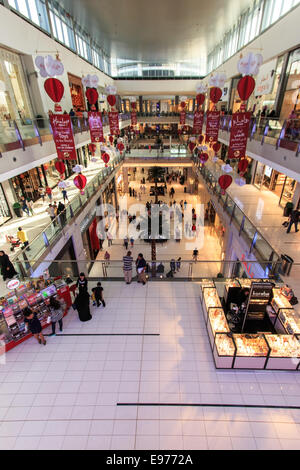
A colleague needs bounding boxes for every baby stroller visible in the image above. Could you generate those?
[6,235,22,252]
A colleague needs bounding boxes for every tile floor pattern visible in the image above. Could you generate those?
[1,282,300,450]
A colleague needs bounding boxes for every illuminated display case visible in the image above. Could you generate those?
[276,310,300,335]
[199,280,215,303]
[272,289,293,313]
[213,333,236,369]
[207,307,230,345]
[233,334,270,369]
[202,287,222,321]
[265,335,300,370]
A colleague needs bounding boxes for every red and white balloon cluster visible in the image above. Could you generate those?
[82,75,99,88]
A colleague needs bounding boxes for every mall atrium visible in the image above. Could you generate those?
[0,0,300,452]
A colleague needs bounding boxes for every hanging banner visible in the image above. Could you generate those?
[180,111,186,125]
[50,114,77,160]
[228,112,252,159]
[193,111,204,135]
[205,111,221,143]
[108,111,120,135]
[131,111,137,126]
[88,112,104,143]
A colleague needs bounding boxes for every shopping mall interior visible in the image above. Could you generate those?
[0,0,300,452]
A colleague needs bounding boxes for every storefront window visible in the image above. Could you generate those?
[0,183,11,226]
[0,47,32,121]
[281,48,300,120]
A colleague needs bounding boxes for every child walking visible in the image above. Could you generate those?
[94,282,106,307]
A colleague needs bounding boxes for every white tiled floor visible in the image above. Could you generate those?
[1,281,300,450]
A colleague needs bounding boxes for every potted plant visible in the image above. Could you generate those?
[13,202,22,217]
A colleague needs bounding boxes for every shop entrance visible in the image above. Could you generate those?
[253,162,297,208]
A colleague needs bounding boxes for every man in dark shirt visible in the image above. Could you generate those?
[287,210,300,234]
[136,253,147,285]
[94,282,105,307]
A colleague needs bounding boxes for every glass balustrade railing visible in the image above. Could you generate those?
[11,155,124,267]
[0,114,131,152]
[193,159,281,267]
[8,259,282,284]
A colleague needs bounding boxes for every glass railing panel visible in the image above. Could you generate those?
[225,198,235,217]
[232,205,244,229]
[242,217,256,242]
[252,232,273,262]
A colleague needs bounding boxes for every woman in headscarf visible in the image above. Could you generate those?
[74,291,92,322]
[0,251,17,281]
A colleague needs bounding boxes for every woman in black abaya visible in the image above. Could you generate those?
[0,251,17,281]
[74,291,92,322]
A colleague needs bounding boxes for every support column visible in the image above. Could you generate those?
[139,96,143,113]
[122,167,129,194]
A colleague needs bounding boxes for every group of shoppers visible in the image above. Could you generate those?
[123,252,147,285]
[73,273,106,322]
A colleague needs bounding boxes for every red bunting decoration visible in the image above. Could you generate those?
[210,87,222,104]
[74,174,87,194]
[102,152,110,167]
[44,78,64,103]
[55,161,66,175]
[196,94,205,107]
[213,142,221,153]
[238,158,249,175]
[218,175,233,194]
[107,95,116,107]
[237,76,256,101]
[86,88,99,105]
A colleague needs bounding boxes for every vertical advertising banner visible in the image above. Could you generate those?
[205,111,221,143]
[228,112,252,159]
[180,111,186,125]
[193,111,204,135]
[88,112,104,143]
[131,111,137,126]
[50,115,77,160]
[108,111,120,135]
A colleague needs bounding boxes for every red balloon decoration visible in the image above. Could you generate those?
[213,142,221,153]
[88,143,97,155]
[117,143,125,152]
[85,88,99,105]
[107,95,116,107]
[200,153,209,164]
[74,174,87,194]
[238,158,249,175]
[210,87,223,104]
[180,101,186,109]
[55,161,66,175]
[196,94,205,107]
[237,76,256,101]
[219,175,233,194]
[109,135,114,144]
[189,142,196,153]
[102,152,110,167]
[131,102,137,110]
[44,78,64,103]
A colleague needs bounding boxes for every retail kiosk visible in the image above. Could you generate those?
[200,279,300,370]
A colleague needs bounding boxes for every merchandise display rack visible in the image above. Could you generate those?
[200,279,300,370]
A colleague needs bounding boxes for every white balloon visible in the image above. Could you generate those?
[237,52,263,76]
[235,177,246,187]
[72,165,84,174]
[212,156,219,163]
[222,164,233,173]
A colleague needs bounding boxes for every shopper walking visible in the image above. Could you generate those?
[48,297,65,336]
[57,201,66,226]
[23,307,46,345]
[94,282,106,307]
[0,251,17,281]
[124,236,129,251]
[38,187,45,203]
[287,209,300,234]
[136,253,147,285]
[193,248,199,262]
[17,227,30,251]
[27,198,34,216]
[61,189,69,203]
[46,204,56,223]
[20,196,30,217]
[176,257,182,272]
[123,251,133,284]
[74,291,92,322]
[76,272,88,294]
[45,186,53,202]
